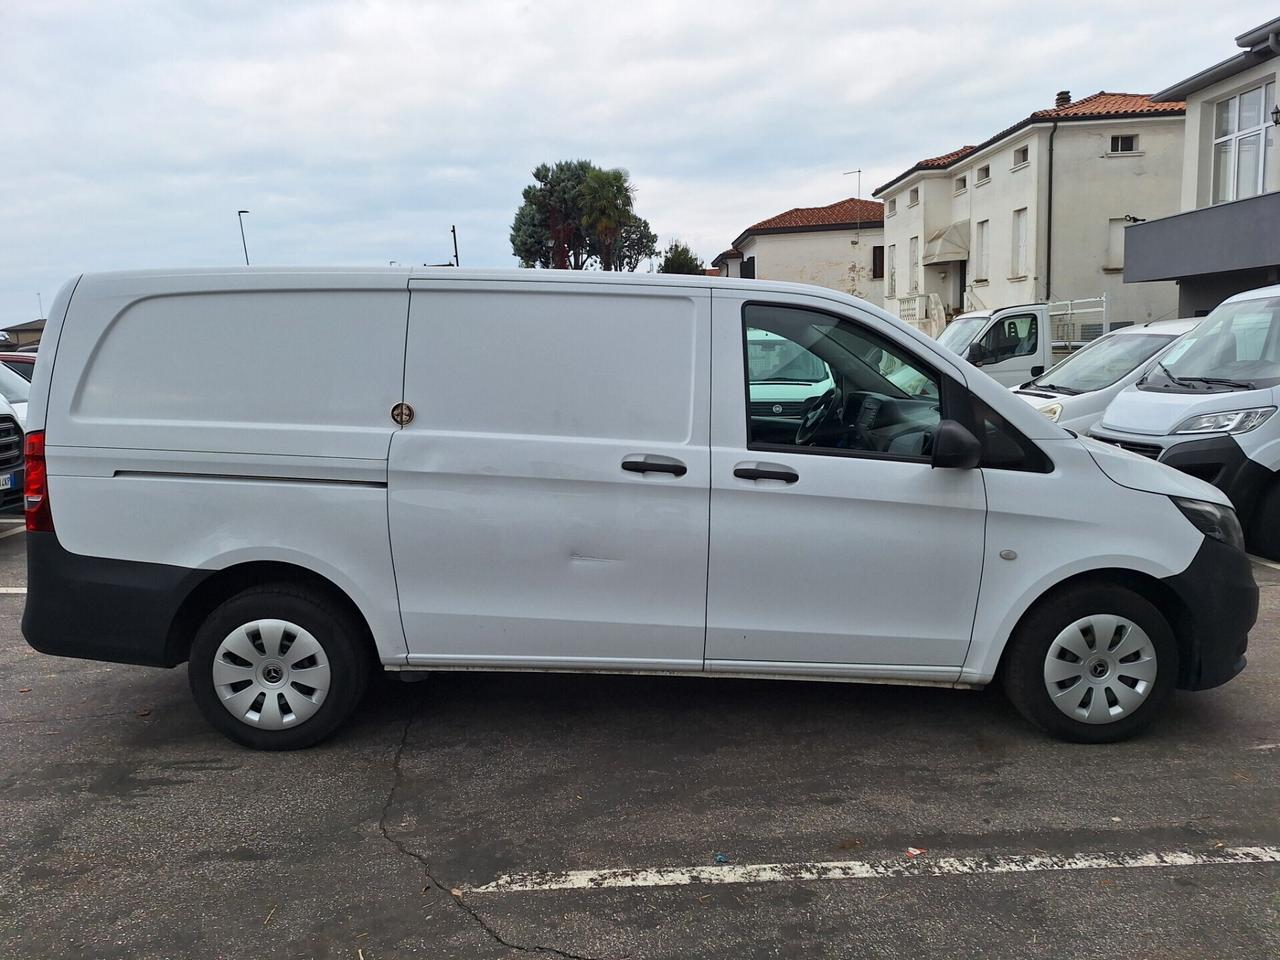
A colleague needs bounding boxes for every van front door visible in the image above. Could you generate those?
[705,293,986,677]
[967,309,1042,386]
[388,279,711,671]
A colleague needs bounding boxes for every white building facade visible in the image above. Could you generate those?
[713,198,885,307]
[874,92,1186,330]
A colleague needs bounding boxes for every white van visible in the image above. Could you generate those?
[1012,318,1201,432]
[936,306,1055,386]
[23,269,1257,748]
[1090,285,1280,560]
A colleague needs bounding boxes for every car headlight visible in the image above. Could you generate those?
[1039,402,1063,422]
[1173,407,1276,435]
[1171,497,1245,552]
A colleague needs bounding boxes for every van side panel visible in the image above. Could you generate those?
[38,271,411,664]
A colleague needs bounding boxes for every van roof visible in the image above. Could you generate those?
[1223,283,1280,305]
[1112,317,1201,335]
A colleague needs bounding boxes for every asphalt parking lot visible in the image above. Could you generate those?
[1,524,1278,960]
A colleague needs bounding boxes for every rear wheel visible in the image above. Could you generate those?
[1002,584,1177,743]
[188,584,370,750]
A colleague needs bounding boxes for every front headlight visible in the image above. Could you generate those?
[1039,402,1063,422]
[1171,497,1245,552]
[1173,407,1276,435]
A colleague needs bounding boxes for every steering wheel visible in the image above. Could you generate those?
[795,387,841,446]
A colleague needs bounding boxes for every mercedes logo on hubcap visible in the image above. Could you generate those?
[262,663,284,684]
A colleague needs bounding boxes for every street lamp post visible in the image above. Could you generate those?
[237,210,251,266]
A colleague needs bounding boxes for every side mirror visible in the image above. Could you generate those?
[966,343,987,365]
[931,420,982,469]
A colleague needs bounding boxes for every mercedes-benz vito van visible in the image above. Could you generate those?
[1090,285,1280,560]
[23,269,1257,748]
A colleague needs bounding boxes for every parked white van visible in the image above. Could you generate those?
[1090,285,1280,560]
[936,305,1056,387]
[1012,318,1200,433]
[24,269,1257,748]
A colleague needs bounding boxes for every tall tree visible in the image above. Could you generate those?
[657,240,705,275]
[511,161,657,271]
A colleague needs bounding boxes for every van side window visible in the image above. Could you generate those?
[743,303,942,461]
[971,313,1037,364]
[972,396,1052,472]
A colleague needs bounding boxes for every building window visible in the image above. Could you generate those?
[872,245,885,279]
[908,236,919,293]
[976,164,991,184]
[974,219,989,281]
[1012,145,1029,168]
[887,244,896,297]
[886,198,897,217]
[1011,208,1028,278]
[1109,134,1139,154]
[1212,81,1276,204]
[954,175,967,193]
[908,187,920,206]
[1105,218,1126,270]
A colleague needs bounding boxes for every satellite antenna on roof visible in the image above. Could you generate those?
[842,168,863,244]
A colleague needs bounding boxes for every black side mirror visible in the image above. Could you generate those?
[966,343,986,365]
[931,419,982,469]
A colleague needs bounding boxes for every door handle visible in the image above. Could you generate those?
[733,465,799,483]
[621,456,688,477]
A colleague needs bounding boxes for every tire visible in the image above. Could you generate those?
[1247,479,1280,562]
[188,584,371,750]
[1001,583,1178,743]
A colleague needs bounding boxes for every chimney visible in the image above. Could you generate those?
[1055,90,1071,108]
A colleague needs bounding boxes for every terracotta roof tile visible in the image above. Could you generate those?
[874,92,1185,195]
[743,197,885,234]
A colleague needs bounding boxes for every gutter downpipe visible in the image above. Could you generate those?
[1045,121,1058,301]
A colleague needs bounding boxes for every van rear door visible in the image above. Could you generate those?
[390,277,712,671]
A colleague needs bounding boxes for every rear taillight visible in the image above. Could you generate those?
[25,430,52,533]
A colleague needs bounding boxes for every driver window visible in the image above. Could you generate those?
[975,314,1037,363]
[744,304,942,460]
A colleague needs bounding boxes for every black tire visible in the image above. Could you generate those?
[188,584,371,750]
[1001,583,1178,743]
[1247,479,1280,562]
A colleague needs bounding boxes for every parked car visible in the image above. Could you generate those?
[1090,284,1280,560]
[0,397,22,512]
[747,328,834,417]
[1012,318,1201,432]
[0,362,30,427]
[936,305,1059,387]
[0,352,36,381]
[24,269,1256,748]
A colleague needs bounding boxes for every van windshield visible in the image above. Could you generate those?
[747,337,830,383]
[1141,297,1280,392]
[1029,331,1179,394]
[0,362,30,405]
[936,315,987,354]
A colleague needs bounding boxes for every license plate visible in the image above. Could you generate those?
[0,471,16,491]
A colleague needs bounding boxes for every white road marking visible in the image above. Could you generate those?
[1248,743,1280,752]
[469,845,1280,894]
[0,518,24,525]
[0,526,24,540]
[0,586,27,594]
[1250,554,1280,571]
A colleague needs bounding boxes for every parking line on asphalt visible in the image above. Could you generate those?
[0,526,24,540]
[468,845,1280,894]
[0,586,26,593]
[1250,555,1280,571]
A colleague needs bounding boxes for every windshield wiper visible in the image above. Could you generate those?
[1178,376,1257,390]
[1147,360,1197,389]
[1032,382,1081,396]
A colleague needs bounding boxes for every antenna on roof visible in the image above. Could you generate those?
[36,292,44,320]
[843,169,863,244]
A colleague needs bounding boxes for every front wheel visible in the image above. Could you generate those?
[188,585,371,750]
[1002,584,1178,743]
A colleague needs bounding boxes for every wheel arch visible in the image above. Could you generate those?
[165,560,378,667]
[995,567,1196,686]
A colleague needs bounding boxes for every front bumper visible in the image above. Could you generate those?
[1162,535,1257,690]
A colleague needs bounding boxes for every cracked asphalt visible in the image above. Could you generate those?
[1,524,1278,959]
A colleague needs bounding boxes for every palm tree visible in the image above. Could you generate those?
[579,168,634,271]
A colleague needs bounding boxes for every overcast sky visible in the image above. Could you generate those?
[1,1,1274,322]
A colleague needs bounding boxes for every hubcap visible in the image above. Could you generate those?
[212,619,331,730]
[1043,614,1157,725]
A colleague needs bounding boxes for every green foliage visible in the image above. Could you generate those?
[511,160,657,271]
[657,240,705,275]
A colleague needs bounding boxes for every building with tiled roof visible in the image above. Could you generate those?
[713,197,886,305]
[872,90,1186,332]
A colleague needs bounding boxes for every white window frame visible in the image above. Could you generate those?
[1010,208,1028,279]
[954,174,967,193]
[886,197,897,217]
[976,163,991,185]
[974,219,989,282]
[908,187,920,207]
[1108,134,1140,155]
[886,244,896,298]
[908,236,919,293]
[1212,81,1275,204]
[1012,145,1029,169]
